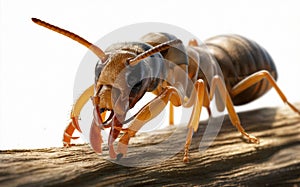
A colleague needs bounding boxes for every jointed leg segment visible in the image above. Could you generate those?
[63,85,94,146]
[63,117,81,147]
[183,79,206,162]
[117,86,182,157]
[169,103,174,125]
[231,70,300,115]
[210,76,259,144]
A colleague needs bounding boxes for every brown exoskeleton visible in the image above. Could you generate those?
[32,18,300,162]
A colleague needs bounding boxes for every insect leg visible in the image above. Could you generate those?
[231,70,300,115]
[210,75,260,144]
[188,39,199,47]
[63,122,80,147]
[183,79,206,163]
[169,103,174,125]
[63,84,94,146]
[117,86,182,159]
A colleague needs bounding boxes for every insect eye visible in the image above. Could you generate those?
[126,67,142,88]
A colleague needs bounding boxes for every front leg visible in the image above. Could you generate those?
[117,86,182,159]
[231,70,300,115]
[63,84,94,146]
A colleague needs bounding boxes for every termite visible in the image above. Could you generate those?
[32,18,300,162]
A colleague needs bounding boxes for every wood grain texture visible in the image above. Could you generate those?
[1,104,300,186]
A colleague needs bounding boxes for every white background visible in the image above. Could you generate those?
[1,0,300,150]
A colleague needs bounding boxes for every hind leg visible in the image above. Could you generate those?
[231,70,300,115]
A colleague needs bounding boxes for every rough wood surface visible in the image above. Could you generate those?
[1,104,300,186]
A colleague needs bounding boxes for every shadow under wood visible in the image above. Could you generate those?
[193,106,279,149]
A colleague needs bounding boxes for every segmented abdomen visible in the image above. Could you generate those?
[204,34,278,105]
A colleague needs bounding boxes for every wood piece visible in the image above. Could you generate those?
[1,104,300,186]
